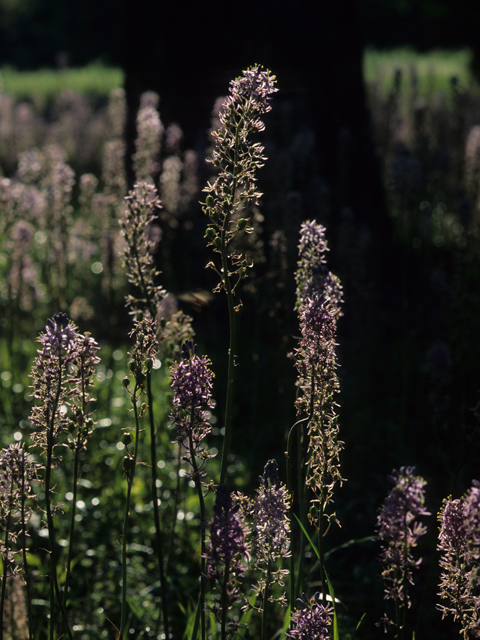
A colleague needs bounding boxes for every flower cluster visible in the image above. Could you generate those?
[293,220,344,532]
[120,182,166,317]
[251,460,291,607]
[29,313,100,458]
[438,481,480,636]
[126,317,159,393]
[202,65,277,294]
[169,341,215,478]
[132,96,163,183]
[295,220,343,317]
[0,444,36,557]
[287,592,333,640]
[205,485,250,635]
[377,467,430,627]
[294,295,343,528]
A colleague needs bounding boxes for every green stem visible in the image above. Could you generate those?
[147,372,169,640]
[262,556,272,640]
[188,429,207,640]
[219,122,240,487]
[44,368,73,640]
[21,466,33,640]
[220,559,230,640]
[286,417,308,607]
[120,384,141,640]
[219,237,237,486]
[0,506,12,640]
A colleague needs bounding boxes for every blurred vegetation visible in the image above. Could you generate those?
[0,63,123,100]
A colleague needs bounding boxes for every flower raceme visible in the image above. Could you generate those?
[287,592,333,640]
[377,467,430,631]
[203,65,277,293]
[169,341,215,477]
[437,481,480,637]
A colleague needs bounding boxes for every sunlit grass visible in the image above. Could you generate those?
[0,62,123,100]
[363,47,476,97]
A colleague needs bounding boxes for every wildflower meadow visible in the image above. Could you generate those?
[0,59,480,640]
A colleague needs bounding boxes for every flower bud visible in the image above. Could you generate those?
[121,433,133,445]
[123,456,135,471]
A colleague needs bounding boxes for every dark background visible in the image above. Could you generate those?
[1,1,480,637]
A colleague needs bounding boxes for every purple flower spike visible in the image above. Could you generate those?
[438,481,480,636]
[377,467,430,629]
[170,343,215,478]
[287,592,333,640]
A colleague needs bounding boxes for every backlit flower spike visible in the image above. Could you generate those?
[377,467,430,631]
[287,591,333,640]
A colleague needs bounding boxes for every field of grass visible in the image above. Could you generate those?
[0,61,123,100]
[363,47,476,96]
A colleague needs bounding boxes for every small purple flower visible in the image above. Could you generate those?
[295,220,343,318]
[170,342,215,476]
[227,65,278,115]
[437,496,470,630]
[253,460,291,561]
[377,467,430,628]
[206,485,249,576]
[287,592,333,640]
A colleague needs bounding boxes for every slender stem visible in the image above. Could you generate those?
[44,368,74,640]
[21,465,33,640]
[147,372,169,640]
[219,236,237,486]
[62,432,81,616]
[220,559,230,640]
[286,417,308,607]
[188,430,207,640]
[120,384,141,640]
[0,506,12,640]
[262,555,272,640]
[318,510,327,606]
[219,122,240,487]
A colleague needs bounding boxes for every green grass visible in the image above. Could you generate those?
[0,61,123,99]
[363,47,476,96]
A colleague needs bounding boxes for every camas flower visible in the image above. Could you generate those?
[120,182,166,317]
[169,341,215,477]
[205,485,250,636]
[295,220,343,317]
[251,460,291,609]
[438,481,480,637]
[287,592,333,640]
[253,460,291,559]
[203,65,277,292]
[294,295,343,528]
[377,467,430,629]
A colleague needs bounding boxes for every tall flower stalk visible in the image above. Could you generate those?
[120,182,173,639]
[438,481,480,637]
[205,485,250,640]
[202,65,277,485]
[29,313,82,640]
[251,460,291,640]
[170,341,215,640]
[377,467,430,640]
[0,444,35,640]
[120,317,158,640]
[289,221,343,605]
[61,331,99,625]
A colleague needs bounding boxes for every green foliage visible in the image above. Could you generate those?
[363,47,476,98]
[0,63,123,100]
